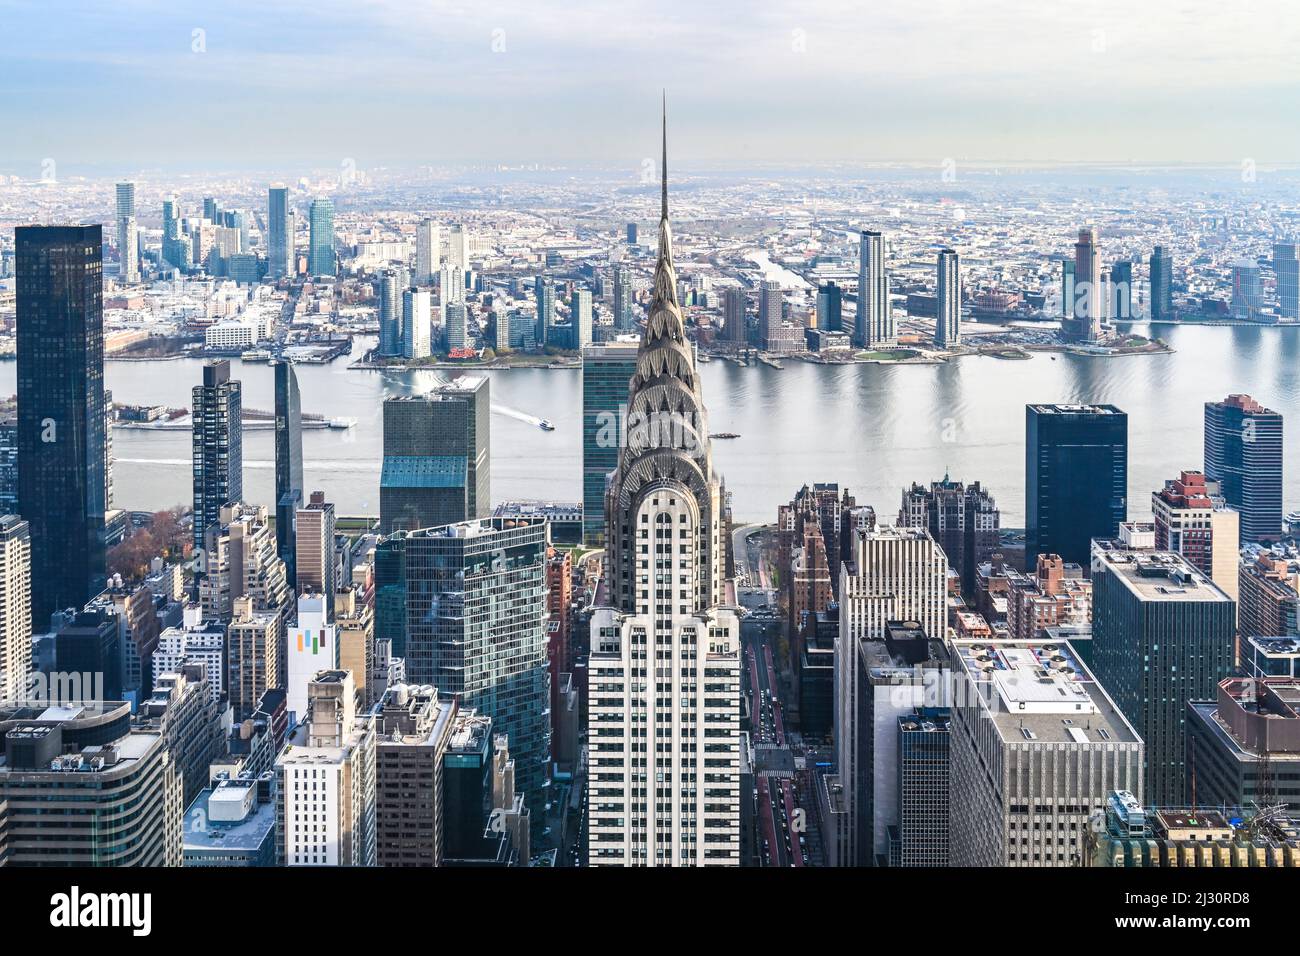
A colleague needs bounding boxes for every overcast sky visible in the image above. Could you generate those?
[2,0,1298,172]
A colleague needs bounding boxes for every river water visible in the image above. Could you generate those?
[4,323,1297,525]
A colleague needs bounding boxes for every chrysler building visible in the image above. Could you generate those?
[587,99,742,866]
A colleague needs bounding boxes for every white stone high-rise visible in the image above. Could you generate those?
[415,219,440,285]
[447,224,469,269]
[440,263,464,307]
[835,524,948,865]
[856,229,892,348]
[587,101,741,867]
[0,516,31,704]
[402,286,432,359]
[276,670,376,867]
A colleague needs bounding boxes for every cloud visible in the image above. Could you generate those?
[1,0,1298,166]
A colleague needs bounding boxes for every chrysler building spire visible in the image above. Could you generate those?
[661,90,668,223]
[607,96,723,614]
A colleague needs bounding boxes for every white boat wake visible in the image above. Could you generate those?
[491,403,544,427]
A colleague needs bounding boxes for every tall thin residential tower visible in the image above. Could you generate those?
[192,360,243,548]
[274,360,304,581]
[115,182,139,283]
[934,248,960,348]
[856,230,892,348]
[268,185,292,278]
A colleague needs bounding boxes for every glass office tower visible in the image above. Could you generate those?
[580,340,638,546]
[390,518,550,822]
[15,225,107,622]
[1025,403,1128,568]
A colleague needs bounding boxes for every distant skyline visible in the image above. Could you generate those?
[3,0,1300,171]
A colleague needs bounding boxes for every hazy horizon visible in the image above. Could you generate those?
[3,0,1300,173]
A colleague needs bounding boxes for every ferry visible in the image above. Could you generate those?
[539,419,556,431]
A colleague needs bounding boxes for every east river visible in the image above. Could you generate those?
[4,322,1298,525]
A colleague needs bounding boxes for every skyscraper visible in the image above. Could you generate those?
[856,229,892,348]
[1092,536,1236,806]
[1231,260,1262,320]
[274,360,303,582]
[948,637,1144,866]
[1025,403,1128,568]
[1204,393,1283,543]
[267,185,292,278]
[415,218,441,285]
[447,224,469,269]
[161,195,187,271]
[816,281,843,332]
[581,339,638,546]
[893,709,951,867]
[16,225,107,622]
[387,518,551,821]
[1110,260,1132,320]
[0,516,31,703]
[286,593,338,719]
[758,279,782,346]
[403,286,432,359]
[1275,242,1300,320]
[192,360,243,548]
[589,107,741,866]
[571,287,593,349]
[834,616,949,867]
[439,263,464,307]
[0,700,182,866]
[723,286,747,345]
[1060,258,1075,319]
[373,683,461,866]
[296,490,337,608]
[115,181,139,283]
[1069,226,1102,342]
[897,477,1000,598]
[934,247,960,348]
[379,377,490,534]
[276,670,377,867]
[612,263,633,331]
[535,276,556,346]
[307,197,335,277]
[377,267,406,357]
[1149,245,1173,321]
[444,301,468,353]
[1151,470,1239,604]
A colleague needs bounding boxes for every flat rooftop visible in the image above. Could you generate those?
[953,638,1140,745]
[1028,403,1124,416]
[183,787,276,853]
[1093,543,1231,603]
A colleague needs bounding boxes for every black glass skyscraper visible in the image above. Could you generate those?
[1149,246,1173,321]
[1110,260,1132,320]
[16,225,107,623]
[274,360,304,580]
[192,360,243,548]
[1025,404,1128,568]
[816,282,843,332]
